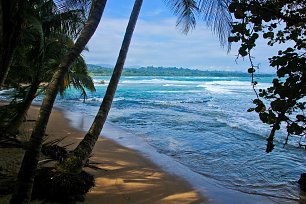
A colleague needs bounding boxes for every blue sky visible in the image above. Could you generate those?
[82,0,277,73]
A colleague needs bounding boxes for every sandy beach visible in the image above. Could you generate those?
[0,105,206,204]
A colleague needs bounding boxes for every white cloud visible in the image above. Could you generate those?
[83,16,275,73]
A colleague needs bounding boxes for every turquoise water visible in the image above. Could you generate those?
[12,75,306,203]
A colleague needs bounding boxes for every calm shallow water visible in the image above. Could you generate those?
[28,76,306,203]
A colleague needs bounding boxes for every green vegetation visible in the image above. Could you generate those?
[0,0,100,203]
[229,0,305,152]
[0,0,95,135]
[1,0,234,203]
[87,64,273,77]
[1,0,305,203]
[12,0,231,202]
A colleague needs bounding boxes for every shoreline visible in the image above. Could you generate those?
[0,101,298,203]
[0,105,207,204]
[61,106,278,204]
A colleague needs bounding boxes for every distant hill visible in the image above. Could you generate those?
[87,64,273,77]
[95,63,113,68]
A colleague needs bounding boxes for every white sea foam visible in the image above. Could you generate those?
[216,115,270,137]
[85,97,103,102]
[84,97,127,103]
[120,79,199,85]
[62,109,275,204]
[113,97,126,102]
[162,84,187,87]
[121,79,167,84]
[198,84,233,94]
[198,80,271,87]
[197,81,271,94]
[57,75,299,203]
[0,89,16,100]
[147,90,203,93]
[0,88,15,94]
[93,84,108,87]
[205,81,251,86]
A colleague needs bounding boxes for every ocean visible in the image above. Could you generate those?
[3,75,306,203]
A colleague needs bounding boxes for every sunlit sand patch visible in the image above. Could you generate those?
[92,177,157,200]
[92,164,122,171]
[120,181,157,191]
[160,191,200,203]
[95,177,118,186]
[114,160,134,166]
[112,148,130,153]
[0,105,206,204]
[86,189,108,194]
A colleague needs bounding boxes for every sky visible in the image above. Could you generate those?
[82,0,278,73]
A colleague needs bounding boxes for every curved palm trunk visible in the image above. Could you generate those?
[0,0,23,88]
[58,0,143,174]
[6,81,40,134]
[9,0,107,203]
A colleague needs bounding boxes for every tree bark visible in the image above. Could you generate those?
[58,0,143,174]
[0,0,23,88]
[9,0,107,203]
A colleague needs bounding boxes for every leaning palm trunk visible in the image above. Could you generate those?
[58,0,143,174]
[6,81,40,134]
[0,1,23,88]
[9,0,107,203]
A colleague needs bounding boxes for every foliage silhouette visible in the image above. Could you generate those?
[229,0,305,152]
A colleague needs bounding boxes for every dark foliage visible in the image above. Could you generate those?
[0,103,22,129]
[0,132,23,148]
[41,140,98,169]
[299,173,306,192]
[41,144,69,162]
[229,0,306,152]
[32,167,94,203]
[41,138,70,162]
[0,173,15,196]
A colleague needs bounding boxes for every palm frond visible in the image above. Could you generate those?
[24,15,45,58]
[59,55,95,100]
[165,0,199,34]
[69,57,96,96]
[54,0,91,17]
[197,0,232,48]
[43,9,86,39]
[165,0,232,48]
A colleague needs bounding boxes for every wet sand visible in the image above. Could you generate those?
[0,105,206,204]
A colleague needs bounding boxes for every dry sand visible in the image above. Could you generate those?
[0,106,206,204]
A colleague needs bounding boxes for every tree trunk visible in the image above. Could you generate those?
[58,0,143,174]
[9,0,107,203]
[6,81,40,134]
[0,0,23,88]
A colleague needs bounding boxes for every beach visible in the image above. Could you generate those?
[1,75,305,203]
[0,105,206,204]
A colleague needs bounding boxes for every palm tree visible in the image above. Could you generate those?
[5,46,95,135]
[9,0,107,203]
[1,0,93,134]
[58,0,232,174]
[10,0,232,202]
[166,0,232,47]
[0,0,89,88]
[0,0,25,88]
[59,55,96,101]
[57,0,143,174]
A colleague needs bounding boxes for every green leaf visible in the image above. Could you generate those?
[247,108,255,112]
[248,68,256,73]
